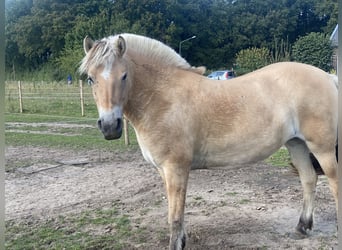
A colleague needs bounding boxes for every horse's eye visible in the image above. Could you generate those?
[87,77,94,85]
[122,72,127,81]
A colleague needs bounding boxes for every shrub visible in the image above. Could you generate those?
[270,37,291,63]
[235,47,270,75]
[292,32,333,72]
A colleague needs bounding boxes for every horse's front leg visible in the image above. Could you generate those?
[160,161,190,250]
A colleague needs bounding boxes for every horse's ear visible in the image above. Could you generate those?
[192,66,207,75]
[83,36,94,54]
[116,36,126,58]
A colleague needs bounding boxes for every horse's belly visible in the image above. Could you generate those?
[191,142,281,169]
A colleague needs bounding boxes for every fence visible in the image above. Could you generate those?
[6,80,93,115]
[5,80,130,145]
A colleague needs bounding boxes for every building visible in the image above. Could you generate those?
[329,24,338,71]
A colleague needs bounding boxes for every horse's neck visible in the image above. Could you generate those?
[124,57,172,126]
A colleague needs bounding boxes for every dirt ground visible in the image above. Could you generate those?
[5,145,337,249]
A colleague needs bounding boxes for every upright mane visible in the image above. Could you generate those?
[80,33,205,75]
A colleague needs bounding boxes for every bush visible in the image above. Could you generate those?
[270,37,291,63]
[54,44,84,81]
[292,32,333,72]
[235,47,270,75]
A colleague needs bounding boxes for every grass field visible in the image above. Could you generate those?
[5,113,138,154]
[5,81,97,117]
[5,81,138,152]
[6,202,149,250]
[5,81,292,249]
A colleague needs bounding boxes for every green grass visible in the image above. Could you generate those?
[193,196,204,201]
[5,107,138,151]
[265,147,291,167]
[5,81,97,117]
[5,113,96,124]
[226,192,238,196]
[5,205,148,250]
[5,81,138,151]
[238,198,250,204]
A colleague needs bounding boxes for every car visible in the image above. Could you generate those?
[207,70,235,80]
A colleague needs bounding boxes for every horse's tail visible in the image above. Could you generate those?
[289,162,325,176]
[330,73,338,89]
[308,152,326,176]
[290,144,338,176]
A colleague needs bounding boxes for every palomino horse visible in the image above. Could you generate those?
[79,33,338,250]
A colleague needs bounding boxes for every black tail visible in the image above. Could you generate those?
[290,144,338,176]
[309,144,338,175]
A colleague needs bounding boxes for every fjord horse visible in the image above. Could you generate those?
[79,33,338,250]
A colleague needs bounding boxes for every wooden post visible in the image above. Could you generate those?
[79,80,84,116]
[123,116,130,146]
[12,63,16,80]
[18,81,23,113]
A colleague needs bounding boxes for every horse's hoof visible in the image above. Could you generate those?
[287,228,309,240]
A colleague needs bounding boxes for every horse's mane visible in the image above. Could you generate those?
[80,33,205,75]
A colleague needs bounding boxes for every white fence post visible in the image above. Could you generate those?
[18,81,23,113]
[123,117,130,146]
[79,80,84,116]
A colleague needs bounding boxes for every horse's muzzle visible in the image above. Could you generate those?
[97,117,123,140]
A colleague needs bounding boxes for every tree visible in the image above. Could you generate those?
[235,47,270,74]
[5,0,33,69]
[315,0,338,34]
[5,0,338,79]
[292,32,333,71]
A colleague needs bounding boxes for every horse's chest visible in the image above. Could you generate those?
[134,130,158,167]
[140,144,157,167]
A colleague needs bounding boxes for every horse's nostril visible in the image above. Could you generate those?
[97,119,102,129]
[116,118,122,131]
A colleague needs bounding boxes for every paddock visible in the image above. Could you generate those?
[5,143,337,249]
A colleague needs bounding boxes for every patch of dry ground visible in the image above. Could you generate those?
[6,146,337,249]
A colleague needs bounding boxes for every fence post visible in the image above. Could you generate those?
[18,81,23,113]
[123,117,130,146]
[79,80,84,116]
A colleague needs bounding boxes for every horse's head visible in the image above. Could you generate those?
[81,36,130,140]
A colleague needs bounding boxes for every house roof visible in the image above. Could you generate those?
[330,24,338,47]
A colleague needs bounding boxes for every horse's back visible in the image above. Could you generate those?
[187,62,337,167]
[239,62,335,91]
[232,62,337,117]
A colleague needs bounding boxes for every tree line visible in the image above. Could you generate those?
[5,0,337,80]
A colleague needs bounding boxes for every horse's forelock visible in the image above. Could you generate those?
[79,38,117,74]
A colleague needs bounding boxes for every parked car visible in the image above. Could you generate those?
[207,70,235,80]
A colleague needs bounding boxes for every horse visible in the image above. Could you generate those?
[308,144,338,175]
[79,33,338,250]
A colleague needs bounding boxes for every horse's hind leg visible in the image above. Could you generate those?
[285,139,317,237]
[306,142,338,209]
